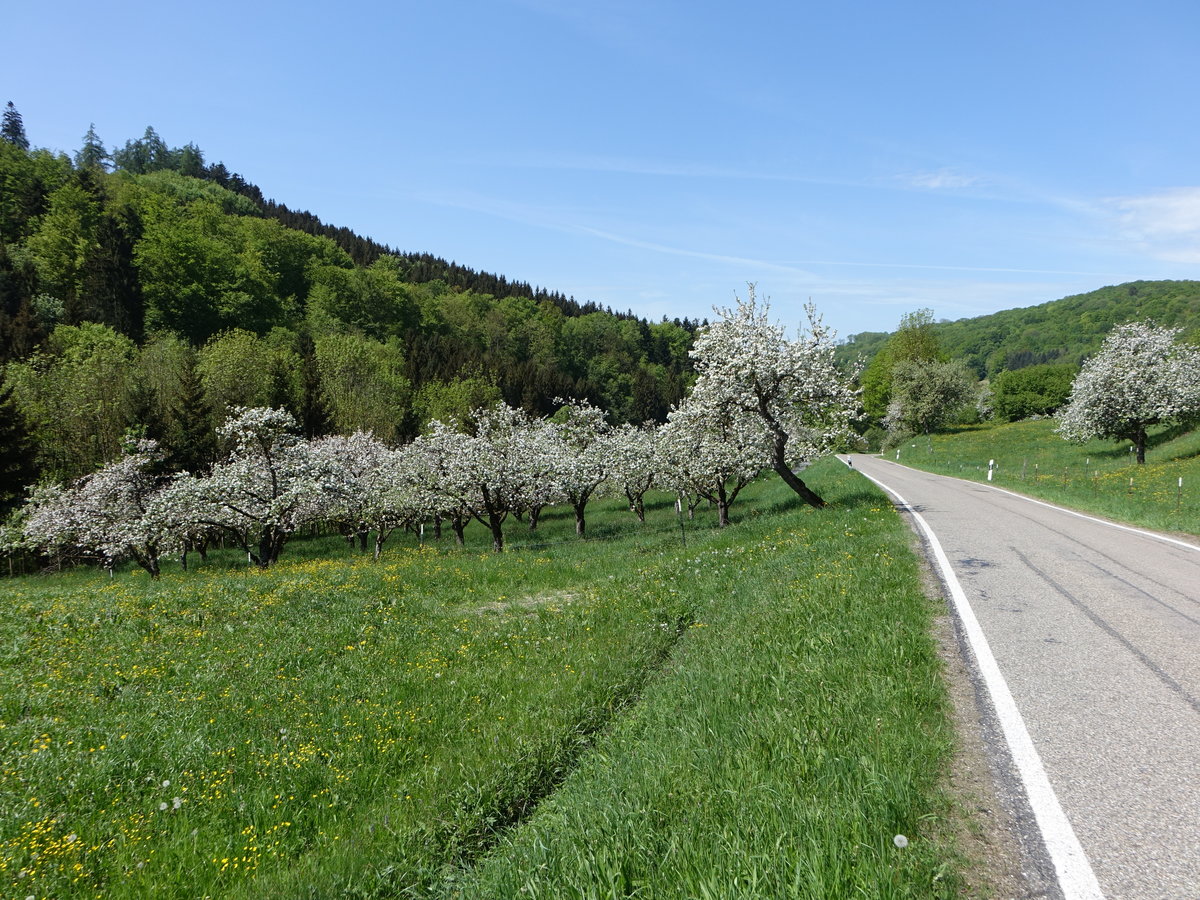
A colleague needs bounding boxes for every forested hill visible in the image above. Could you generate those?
[0,115,701,484]
[838,280,1200,376]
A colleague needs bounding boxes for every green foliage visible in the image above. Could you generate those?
[74,123,110,171]
[130,169,260,216]
[4,322,137,479]
[991,363,1076,421]
[938,281,1200,376]
[196,328,299,423]
[412,369,502,431]
[305,256,415,338]
[1,101,29,151]
[847,281,1200,384]
[313,332,411,442]
[24,177,103,318]
[0,142,75,243]
[859,309,946,421]
[886,357,976,435]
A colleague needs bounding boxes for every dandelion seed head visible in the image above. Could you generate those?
[893,834,909,848]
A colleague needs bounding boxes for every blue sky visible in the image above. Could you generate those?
[5,0,1199,338]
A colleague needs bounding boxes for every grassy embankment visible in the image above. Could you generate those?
[891,418,1200,537]
[3,461,967,899]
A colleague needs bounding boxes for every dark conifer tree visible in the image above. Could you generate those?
[177,143,205,177]
[127,380,169,447]
[166,361,217,473]
[0,379,38,515]
[296,334,331,439]
[3,300,45,361]
[80,207,144,341]
[1,102,29,150]
[75,124,110,170]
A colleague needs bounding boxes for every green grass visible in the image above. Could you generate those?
[2,462,965,898]
[892,419,1200,536]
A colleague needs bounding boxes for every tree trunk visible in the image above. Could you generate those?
[764,415,826,508]
[716,482,729,527]
[772,459,826,508]
[358,531,369,553]
[529,505,542,530]
[1136,425,1147,464]
[574,501,586,536]
[488,512,505,552]
[451,514,465,546]
[433,516,442,540]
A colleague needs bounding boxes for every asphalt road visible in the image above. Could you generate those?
[848,455,1200,900]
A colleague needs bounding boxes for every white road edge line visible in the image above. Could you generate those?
[854,465,1106,900]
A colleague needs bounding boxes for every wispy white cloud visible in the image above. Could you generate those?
[1107,187,1200,263]
[413,188,825,279]
[777,258,1121,278]
[900,168,981,190]
[571,224,821,278]
[472,151,869,188]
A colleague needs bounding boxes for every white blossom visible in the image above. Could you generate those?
[657,395,770,527]
[1057,321,1200,463]
[21,439,173,576]
[549,398,613,536]
[156,407,336,567]
[605,422,658,522]
[411,403,565,552]
[688,287,858,508]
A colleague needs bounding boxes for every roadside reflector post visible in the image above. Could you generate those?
[988,459,995,482]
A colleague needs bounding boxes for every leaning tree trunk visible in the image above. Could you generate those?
[769,432,825,508]
[1135,424,1147,464]
[758,397,827,509]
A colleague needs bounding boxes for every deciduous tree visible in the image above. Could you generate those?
[687,288,857,508]
[883,358,976,436]
[1056,321,1200,463]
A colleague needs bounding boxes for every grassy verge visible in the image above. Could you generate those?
[891,419,1200,537]
[2,462,965,898]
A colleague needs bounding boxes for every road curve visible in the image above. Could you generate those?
[847,455,1200,900]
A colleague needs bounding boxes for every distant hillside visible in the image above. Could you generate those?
[840,280,1200,376]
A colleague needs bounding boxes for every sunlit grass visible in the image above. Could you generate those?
[2,463,965,898]
[893,419,1200,536]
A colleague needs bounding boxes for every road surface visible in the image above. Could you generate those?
[848,455,1200,900]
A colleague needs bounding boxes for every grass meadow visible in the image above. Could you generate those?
[892,419,1200,537]
[2,461,968,898]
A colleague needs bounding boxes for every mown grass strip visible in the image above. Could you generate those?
[892,419,1200,537]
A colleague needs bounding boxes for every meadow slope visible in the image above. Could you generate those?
[2,462,974,898]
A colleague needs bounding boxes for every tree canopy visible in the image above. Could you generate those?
[1056,321,1200,463]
